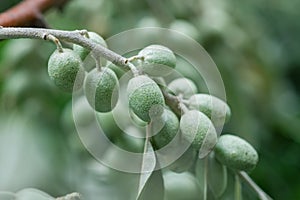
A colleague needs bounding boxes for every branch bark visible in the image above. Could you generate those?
[0,0,69,27]
[0,27,128,67]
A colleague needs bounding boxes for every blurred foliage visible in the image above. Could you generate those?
[0,0,300,199]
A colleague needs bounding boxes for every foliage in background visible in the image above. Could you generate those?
[0,0,299,199]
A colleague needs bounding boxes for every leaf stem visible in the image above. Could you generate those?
[238,171,273,200]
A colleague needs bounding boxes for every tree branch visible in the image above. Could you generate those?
[0,0,69,27]
[0,27,128,67]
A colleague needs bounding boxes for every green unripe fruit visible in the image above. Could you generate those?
[151,109,179,149]
[188,94,231,127]
[96,111,123,140]
[138,45,176,76]
[73,31,107,61]
[116,127,145,153]
[47,48,85,92]
[214,134,259,172]
[164,171,202,200]
[84,68,119,112]
[167,78,197,99]
[180,110,217,157]
[127,75,165,122]
[168,146,197,173]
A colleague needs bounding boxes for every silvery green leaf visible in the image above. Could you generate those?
[136,141,164,200]
[207,153,227,198]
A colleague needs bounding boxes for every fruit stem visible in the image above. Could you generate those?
[92,51,102,71]
[234,173,242,200]
[238,171,273,200]
[77,29,89,38]
[127,55,144,62]
[177,94,189,114]
[43,33,63,52]
[126,61,139,77]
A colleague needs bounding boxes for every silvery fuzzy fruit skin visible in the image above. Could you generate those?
[214,134,259,172]
[137,45,176,76]
[188,94,231,127]
[84,68,119,112]
[48,48,85,92]
[168,146,197,173]
[163,171,202,200]
[180,110,217,156]
[151,109,179,149]
[167,78,197,99]
[73,31,107,60]
[127,75,165,122]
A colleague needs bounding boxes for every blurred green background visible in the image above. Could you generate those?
[0,0,300,199]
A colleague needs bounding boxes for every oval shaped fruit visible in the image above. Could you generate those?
[73,31,107,61]
[151,109,179,149]
[137,45,176,76]
[84,67,119,112]
[167,146,197,173]
[188,94,231,127]
[180,110,217,158]
[48,48,85,92]
[167,78,197,99]
[127,75,165,122]
[164,171,202,200]
[214,134,259,172]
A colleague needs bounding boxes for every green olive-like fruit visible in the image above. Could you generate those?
[137,45,176,76]
[48,48,85,92]
[84,67,119,112]
[151,109,179,149]
[167,78,197,99]
[180,110,217,157]
[188,94,231,127]
[164,171,202,200]
[214,134,259,172]
[127,75,165,122]
[73,31,107,61]
[168,146,197,173]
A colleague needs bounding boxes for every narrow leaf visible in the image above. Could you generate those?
[136,126,164,200]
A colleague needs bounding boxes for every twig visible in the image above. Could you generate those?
[0,27,128,67]
[0,0,69,27]
[238,171,273,200]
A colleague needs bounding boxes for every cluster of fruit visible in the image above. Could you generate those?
[47,31,259,198]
